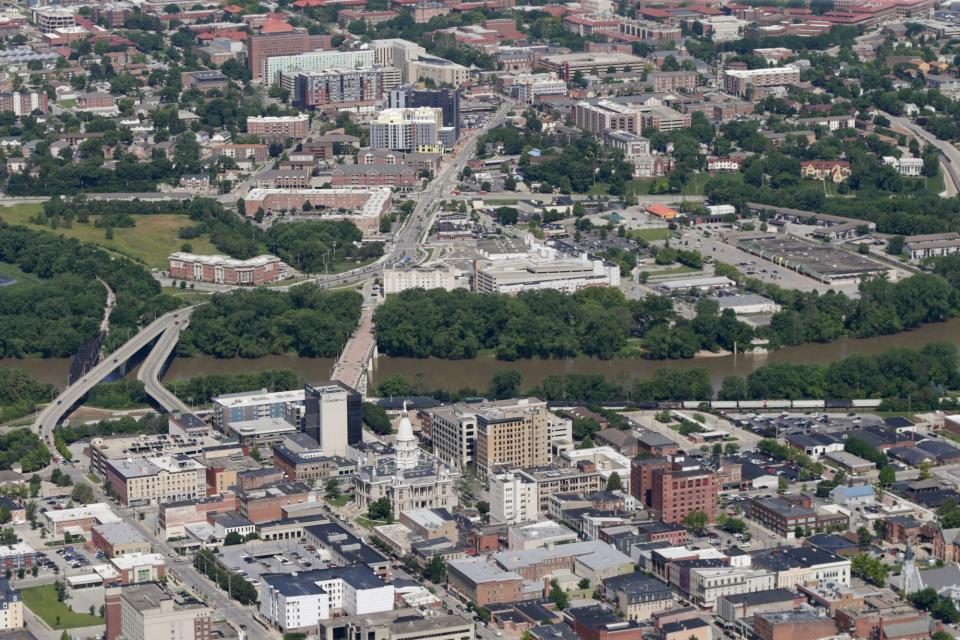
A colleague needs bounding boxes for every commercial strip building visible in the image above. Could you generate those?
[91,522,152,558]
[496,72,568,103]
[168,252,283,286]
[243,187,392,234]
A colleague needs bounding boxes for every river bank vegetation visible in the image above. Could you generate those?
[374,342,959,409]
[178,288,362,358]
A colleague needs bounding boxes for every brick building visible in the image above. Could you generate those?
[246,114,310,139]
[647,70,699,92]
[753,609,837,640]
[246,31,332,81]
[331,164,417,189]
[237,481,314,523]
[158,493,238,540]
[91,522,151,558]
[0,91,48,115]
[651,457,718,524]
[446,558,523,607]
[168,252,282,286]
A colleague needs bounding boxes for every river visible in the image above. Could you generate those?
[4,317,960,392]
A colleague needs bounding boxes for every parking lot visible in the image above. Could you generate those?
[217,540,332,587]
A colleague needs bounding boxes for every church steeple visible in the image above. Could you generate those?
[395,401,419,471]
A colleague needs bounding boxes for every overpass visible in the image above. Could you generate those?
[136,307,195,415]
[331,305,377,396]
[34,308,193,448]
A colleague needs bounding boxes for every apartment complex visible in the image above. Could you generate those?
[382,264,463,295]
[722,65,801,97]
[574,100,642,136]
[497,72,568,103]
[247,31,332,81]
[370,107,448,153]
[105,582,212,640]
[264,49,375,86]
[105,455,207,507]
[388,84,460,138]
[246,114,310,139]
[242,187,392,234]
[650,457,718,524]
[0,91,48,116]
[372,38,468,86]
[647,70,699,93]
[290,67,387,109]
[168,252,283,286]
[539,52,645,80]
[212,388,305,433]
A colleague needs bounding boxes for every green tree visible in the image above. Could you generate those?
[368,497,391,521]
[857,526,872,545]
[424,556,446,583]
[70,482,95,505]
[224,531,243,545]
[722,518,747,534]
[606,472,623,492]
[489,369,522,400]
[879,465,896,485]
[683,510,709,533]
[548,579,569,610]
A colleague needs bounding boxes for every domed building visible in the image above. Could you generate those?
[353,408,460,517]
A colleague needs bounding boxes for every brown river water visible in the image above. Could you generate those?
[4,316,960,393]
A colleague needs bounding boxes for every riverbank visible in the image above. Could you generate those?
[4,315,960,393]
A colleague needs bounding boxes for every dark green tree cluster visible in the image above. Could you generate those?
[165,369,302,406]
[719,342,959,403]
[7,154,177,196]
[362,403,392,435]
[0,368,57,422]
[0,221,173,355]
[86,380,149,409]
[851,553,888,587]
[532,369,713,403]
[518,135,634,195]
[179,287,363,358]
[265,220,383,273]
[0,430,50,473]
[909,588,960,624]
[376,288,684,361]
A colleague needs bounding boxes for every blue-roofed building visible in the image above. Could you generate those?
[828,484,875,507]
[259,564,394,632]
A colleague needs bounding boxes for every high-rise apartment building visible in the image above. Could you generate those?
[246,114,310,139]
[247,31,332,81]
[290,67,384,109]
[263,49,374,86]
[106,582,212,640]
[302,381,362,456]
[370,107,444,152]
[212,388,305,433]
[650,456,718,525]
[0,91,48,115]
[389,84,460,138]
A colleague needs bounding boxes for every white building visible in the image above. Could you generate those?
[259,565,394,632]
[686,567,776,607]
[489,471,537,525]
[474,242,620,295]
[883,155,924,176]
[507,521,578,550]
[372,39,467,85]
[559,446,631,484]
[501,72,568,103]
[264,49,374,86]
[370,107,444,153]
[382,264,465,295]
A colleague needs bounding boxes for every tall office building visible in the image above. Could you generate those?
[303,381,362,456]
[389,84,460,139]
[247,31,332,81]
[651,456,718,525]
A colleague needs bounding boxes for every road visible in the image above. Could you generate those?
[883,111,960,197]
[58,462,272,639]
[136,307,196,415]
[33,308,192,450]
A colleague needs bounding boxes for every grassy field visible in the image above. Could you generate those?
[627,173,711,197]
[325,494,351,507]
[0,204,219,269]
[630,228,673,242]
[0,262,43,289]
[22,584,103,630]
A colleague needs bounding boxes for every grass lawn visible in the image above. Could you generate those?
[325,494,351,507]
[645,265,702,277]
[627,173,711,197]
[0,262,43,289]
[924,171,946,196]
[0,204,219,269]
[22,584,103,630]
[630,228,673,242]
